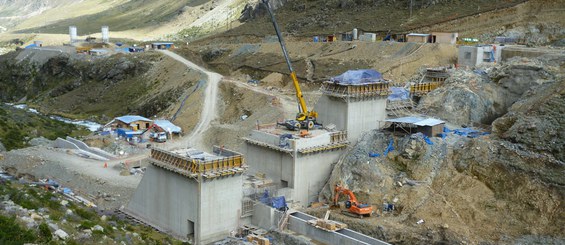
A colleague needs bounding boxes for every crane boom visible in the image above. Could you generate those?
[262,0,317,123]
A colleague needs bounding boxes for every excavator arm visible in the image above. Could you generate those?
[334,185,359,206]
[262,0,318,122]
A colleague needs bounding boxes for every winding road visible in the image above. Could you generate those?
[158,50,222,149]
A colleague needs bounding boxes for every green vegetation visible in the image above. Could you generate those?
[0,215,37,245]
[0,104,88,151]
[0,182,188,244]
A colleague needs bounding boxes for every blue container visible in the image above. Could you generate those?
[313,36,319,42]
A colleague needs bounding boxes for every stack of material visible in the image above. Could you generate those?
[246,234,270,245]
[307,211,348,232]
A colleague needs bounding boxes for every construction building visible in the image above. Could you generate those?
[124,146,246,244]
[244,124,348,206]
[315,70,390,142]
[105,115,152,131]
[458,45,503,67]
[151,42,175,50]
[385,117,445,137]
[406,33,430,43]
[430,32,459,44]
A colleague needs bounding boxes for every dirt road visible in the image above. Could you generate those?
[158,50,222,150]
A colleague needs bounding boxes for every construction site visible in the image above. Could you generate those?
[0,0,564,244]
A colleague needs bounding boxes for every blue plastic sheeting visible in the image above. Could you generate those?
[370,139,395,158]
[453,128,490,138]
[62,188,72,194]
[271,196,287,209]
[384,139,395,155]
[388,87,410,101]
[330,69,383,85]
[369,152,381,157]
[423,135,434,145]
[443,126,452,133]
[25,44,37,49]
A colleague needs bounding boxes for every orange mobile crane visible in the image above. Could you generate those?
[333,185,373,218]
[262,0,319,130]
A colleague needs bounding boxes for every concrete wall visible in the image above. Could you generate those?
[66,137,115,159]
[407,35,428,43]
[346,98,387,143]
[293,150,343,205]
[458,46,478,67]
[200,176,243,243]
[315,95,348,131]
[126,164,243,244]
[246,143,342,206]
[246,144,294,189]
[52,138,109,161]
[315,95,387,143]
[431,32,458,44]
[251,203,390,245]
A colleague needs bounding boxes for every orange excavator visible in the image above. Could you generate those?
[333,185,373,218]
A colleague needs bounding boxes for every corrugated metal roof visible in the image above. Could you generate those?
[386,117,445,126]
[414,118,445,126]
[115,115,152,124]
[386,117,424,124]
[152,42,174,45]
[153,120,182,133]
[407,33,430,37]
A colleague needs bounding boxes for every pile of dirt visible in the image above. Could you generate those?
[417,57,558,126]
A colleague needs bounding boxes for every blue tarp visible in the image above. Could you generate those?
[423,135,434,145]
[384,139,395,155]
[388,87,410,101]
[370,139,395,158]
[330,69,383,85]
[369,152,381,157]
[453,128,490,138]
[25,44,37,49]
[271,196,287,209]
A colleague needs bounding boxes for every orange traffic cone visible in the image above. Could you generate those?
[103,162,108,168]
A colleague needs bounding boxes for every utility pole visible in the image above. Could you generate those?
[410,0,414,18]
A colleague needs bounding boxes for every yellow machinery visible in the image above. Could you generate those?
[263,0,319,130]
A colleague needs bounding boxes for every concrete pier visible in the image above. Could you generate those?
[245,124,348,206]
[124,146,246,244]
[315,81,389,143]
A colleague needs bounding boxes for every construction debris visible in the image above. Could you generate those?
[307,211,348,232]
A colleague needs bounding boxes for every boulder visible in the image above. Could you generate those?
[54,229,69,240]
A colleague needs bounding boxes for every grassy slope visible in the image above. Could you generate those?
[17,0,194,35]
[218,0,527,39]
[0,105,88,151]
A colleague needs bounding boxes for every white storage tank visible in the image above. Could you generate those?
[69,26,77,43]
[101,26,109,43]
[353,28,358,40]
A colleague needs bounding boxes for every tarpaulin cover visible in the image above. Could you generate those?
[330,69,383,85]
[388,87,410,101]
[271,196,287,209]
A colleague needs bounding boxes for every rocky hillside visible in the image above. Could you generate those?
[313,56,565,244]
[0,49,202,124]
[417,57,558,126]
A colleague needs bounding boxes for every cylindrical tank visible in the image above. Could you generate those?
[353,28,358,40]
[101,26,109,43]
[69,26,77,43]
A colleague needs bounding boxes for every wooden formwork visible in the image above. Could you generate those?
[150,148,245,180]
[410,82,440,95]
[321,82,391,98]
